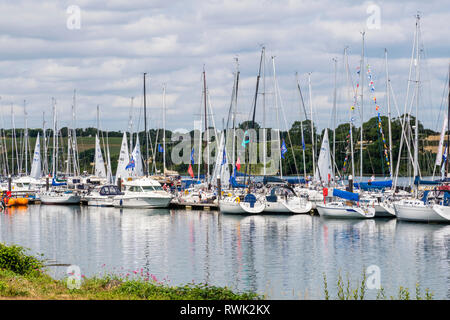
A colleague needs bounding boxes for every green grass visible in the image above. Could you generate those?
[0,243,260,300]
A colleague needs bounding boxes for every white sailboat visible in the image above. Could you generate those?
[316,188,375,219]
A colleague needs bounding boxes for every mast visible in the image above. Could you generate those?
[143,73,149,177]
[231,58,239,176]
[308,73,316,177]
[244,47,263,186]
[51,98,56,177]
[332,58,337,182]
[262,47,266,176]
[359,31,365,181]
[24,100,28,175]
[413,14,420,180]
[43,111,48,176]
[272,56,282,178]
[162,84,167,175]
[296,73,308,180]
[385,49,393,178]
[344,47,355,178]
[203,67,208,183]
[447,63,450,177]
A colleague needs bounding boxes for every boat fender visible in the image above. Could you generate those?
[234,197,240,203]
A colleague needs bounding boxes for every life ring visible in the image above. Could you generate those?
[234,197,240,203]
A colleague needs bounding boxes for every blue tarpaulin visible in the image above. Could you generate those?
[52,178,67,186]
[354,180,392,190]
[414,176,441,185]
[230,176,246,188]
[333,188,359,202]
[285,177,307,184]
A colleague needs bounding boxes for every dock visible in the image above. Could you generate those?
[170,202,219,210]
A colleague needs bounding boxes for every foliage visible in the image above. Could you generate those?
[0,243,44,276]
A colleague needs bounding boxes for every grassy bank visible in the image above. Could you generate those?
[0,243,260,300]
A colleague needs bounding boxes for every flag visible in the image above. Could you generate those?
[441,144,448,179]
[158,144,164,153]
[302,136,305,150]
[236,157,241,171]
[190,148,195,164]
[241,131,250,147]
[125,156,135,170]
[188,163,194,178]
[281,139,287,159]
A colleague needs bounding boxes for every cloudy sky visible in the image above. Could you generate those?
[0,0,448,133]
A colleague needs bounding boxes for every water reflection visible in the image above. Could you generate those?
[0,205,448,299]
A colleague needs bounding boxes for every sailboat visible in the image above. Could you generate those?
[316,188,375,219]
[219,50,266,214]
[262,55,312,214]
[392,14,449,222]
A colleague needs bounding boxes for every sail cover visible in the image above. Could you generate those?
[332,188,359,201]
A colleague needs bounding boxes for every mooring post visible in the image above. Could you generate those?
[348,175,353,193]
[8,175,11,192]
[117,176,122,192]
[217,175,221,200]
[46,177,49,191]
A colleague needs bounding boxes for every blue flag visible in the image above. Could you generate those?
[221,148,227,165]
[158,144,164,153]
[281,139,287,159]
[190,148,195,164]
[125,156,135,170]
[302,137,305,150]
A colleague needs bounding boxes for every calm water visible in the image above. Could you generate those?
[0,205,449,299]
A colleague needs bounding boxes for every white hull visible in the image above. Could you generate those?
[264,199,312,214]
[316,204,375,219]
[86,197,114,207]
[219,199,265,215]
[113,196,172,208]
[394,203,447,222]
[431,205,450,222]
[374,203,396,218]
[39,193,81,205]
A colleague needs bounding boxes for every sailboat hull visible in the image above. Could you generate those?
[316,204,375,219]
[394,202,446,222]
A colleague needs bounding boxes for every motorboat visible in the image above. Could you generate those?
[112,177,172,208]
[85,185,122,207]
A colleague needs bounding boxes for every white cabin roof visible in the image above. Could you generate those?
[122,177,162,187]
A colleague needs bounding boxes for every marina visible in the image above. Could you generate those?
[0,205,449,300]
[0,1,449,305]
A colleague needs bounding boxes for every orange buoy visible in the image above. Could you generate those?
[6,198,16,207]
[16,198,29,206]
